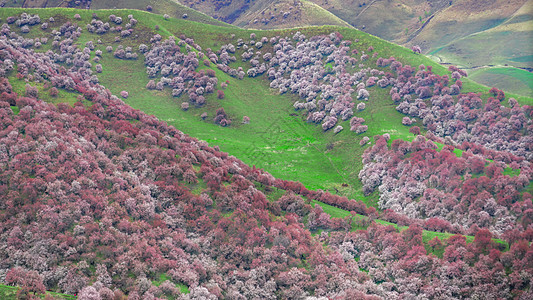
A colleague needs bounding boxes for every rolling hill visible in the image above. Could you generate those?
[308,0,533,97]
[176,0,353,29]
[0,7,531,299]
[6,0,532,97]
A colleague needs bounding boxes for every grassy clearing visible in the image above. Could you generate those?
[152,273,190,295]
[469,67,533,98]
[9,76,81,106]
[0,284,76,300]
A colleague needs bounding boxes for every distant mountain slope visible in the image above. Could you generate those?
[176,0,352,29]
[90,0,236,27]
[406,1,528,47]
[309,0,451,42]
[409,0,532,64]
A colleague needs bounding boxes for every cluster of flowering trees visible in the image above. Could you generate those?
[327,223,533,299]
[143,35,217,105]
[250,31,370,132]
[0,15,381,296]
[390,60,532,160]
[0,60,379,300]
[360,135,533,236]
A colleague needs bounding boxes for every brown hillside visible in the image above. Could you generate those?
[407,0,531,51]
[177,0,352,28]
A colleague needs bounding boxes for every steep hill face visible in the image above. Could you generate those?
[176,0,352,28]
[309,0,452,42]
[408,0,532,65]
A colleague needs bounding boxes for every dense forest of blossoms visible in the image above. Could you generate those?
[0,10,532,299]
[359,135,533,237]
[0,91,532,299]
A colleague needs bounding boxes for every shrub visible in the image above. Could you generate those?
[360,136,370,146]
[402,117,412,126]
[49,87,59,97]
[409,126,420,135]
[217,90,225,99]
[120,91,128,98]
[114,49,125,59]
[357,89,369,100]
[25,84,38,98]
[146,80,156,90]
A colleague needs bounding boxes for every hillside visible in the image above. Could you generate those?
[308,0,451,42]
[311,0,533,97]
[176,0,532,98]
[8,0,532,97]
[1,0,235,28]
[176,0,352,29]
[0,7,532,299]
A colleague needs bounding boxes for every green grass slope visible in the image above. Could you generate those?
[90,0,235,28]
[0,284,76,300]
[469,67,533,98]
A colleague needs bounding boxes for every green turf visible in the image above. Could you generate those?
[469,67,533,98]
[9,77,81,106]
[152,273,190,295]
[0,284,76,300]
[10,106,20,115]
[89,0,235,28]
